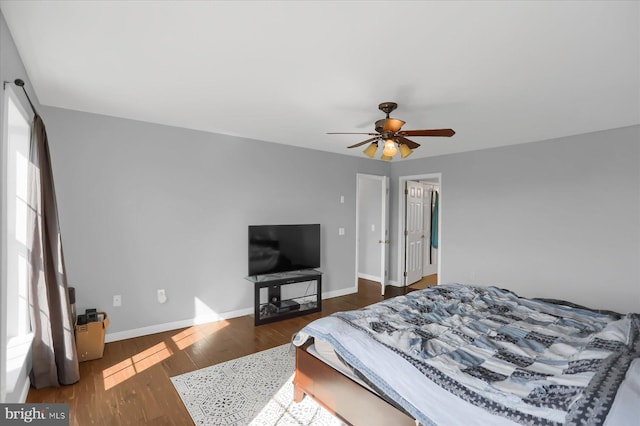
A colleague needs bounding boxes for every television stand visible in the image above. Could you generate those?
[245,270,322,326]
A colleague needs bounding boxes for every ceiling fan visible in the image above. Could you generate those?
[328,102,455,160]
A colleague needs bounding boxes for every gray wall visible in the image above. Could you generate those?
[41,106,388,335]
[0,10,37,403]
[390,126,640,314]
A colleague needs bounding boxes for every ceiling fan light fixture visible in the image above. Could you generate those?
[382,139,398,157]
[380,154,393,161]
[383,118,405,132]
[363,142,378,158]
[399,143,413,158]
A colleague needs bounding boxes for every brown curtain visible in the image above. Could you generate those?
[28,114,79,388]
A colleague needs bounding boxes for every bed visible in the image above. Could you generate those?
[292,283,640,425]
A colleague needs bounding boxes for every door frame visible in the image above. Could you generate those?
[397,173,442,287]
[355,173,389,295]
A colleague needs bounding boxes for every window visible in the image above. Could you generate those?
[2,84,33,402]
[4,86,31,339]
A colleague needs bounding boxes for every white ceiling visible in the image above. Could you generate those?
[1,1,638,160]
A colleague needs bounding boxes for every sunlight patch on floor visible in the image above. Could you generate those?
[103,342,173,390]
[171,321,229,350]
[102,297,228,390]
[248,373,341,425]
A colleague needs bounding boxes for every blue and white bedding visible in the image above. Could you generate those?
[293,284,640,426]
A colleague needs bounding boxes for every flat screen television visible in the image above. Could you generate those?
[248,224,320,276]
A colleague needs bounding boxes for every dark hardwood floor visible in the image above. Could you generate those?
[409,274,438,289]
[27,279,419,425]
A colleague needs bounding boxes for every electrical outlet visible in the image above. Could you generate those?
[113,295,122,307]
[157,289,167,304]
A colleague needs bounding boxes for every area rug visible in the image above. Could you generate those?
[171,343,342,425]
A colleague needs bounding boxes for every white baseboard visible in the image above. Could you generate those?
[322,286,357,299]
[357,273,381,282]
[19,377,30,403]
[105,288,359,343]
[357,274,403,288]
[387,279,402,287]
[105,307,253,343]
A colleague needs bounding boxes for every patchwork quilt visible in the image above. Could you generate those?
[294,284,640,426]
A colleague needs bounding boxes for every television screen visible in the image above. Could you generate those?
[248,224,320,276]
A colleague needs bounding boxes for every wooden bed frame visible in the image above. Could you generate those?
[293,339,415,426]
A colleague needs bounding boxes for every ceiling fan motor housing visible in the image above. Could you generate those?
[378,102,398,117]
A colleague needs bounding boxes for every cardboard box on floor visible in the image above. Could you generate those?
[75,312,109,362]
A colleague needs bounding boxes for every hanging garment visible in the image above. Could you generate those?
[429,189,433,264]
[431,191,439,249]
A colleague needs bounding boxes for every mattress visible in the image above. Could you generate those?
[306,337,640,426]
[295,284,640,425]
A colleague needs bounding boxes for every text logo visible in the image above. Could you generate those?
[1,404,68,425]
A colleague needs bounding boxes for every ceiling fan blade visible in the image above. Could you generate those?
[347,137,379,149]
[397,136,420,149]
[327,132,379,135]
[398,129,455,137]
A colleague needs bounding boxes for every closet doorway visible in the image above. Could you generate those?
[355,174,389,295]
[398,173,441,288]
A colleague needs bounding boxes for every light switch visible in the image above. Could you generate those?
[340,195,344,204]
[338,227,345,236]
[371,224,375,232]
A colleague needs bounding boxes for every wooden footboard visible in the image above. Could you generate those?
[293,340,415,426]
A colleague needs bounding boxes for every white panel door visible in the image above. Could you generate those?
[405,181,424,285]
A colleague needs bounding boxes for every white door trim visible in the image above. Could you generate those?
[397,173,442,287]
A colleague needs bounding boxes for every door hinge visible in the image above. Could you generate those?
[404,230,408,236]
[405,189,408,195]
[403,271,407,277]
